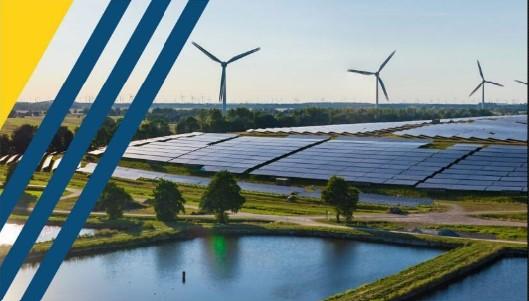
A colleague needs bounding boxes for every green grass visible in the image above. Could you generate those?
[323,219,527,242]
[425,224,527,241]
[0,115,82,135]
[473,212,527,222]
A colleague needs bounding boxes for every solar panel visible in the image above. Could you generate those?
[420,145,527,191]
[394,115,527,141]
[170,136,325,173]
[251,141,478,185]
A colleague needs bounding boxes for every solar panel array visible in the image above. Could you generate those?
[419,145,527,192]
[247,120,428,135]
[251,139,479,185]
[395,115,527,141]
[120,133,237,162]
[171,136,325,173]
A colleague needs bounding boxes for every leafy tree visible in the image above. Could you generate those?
[98,182,131,219]
[92,117,118,148]
[202,109,226,132]
[134,119,172,140]
[176,116,200,133]
[48,126,74,153]
[0,134,11,155]
[153,179,185,221]
[199,171,245,223]
[11,124,37,154]
[321,176,359,223]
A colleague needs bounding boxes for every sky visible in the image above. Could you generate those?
[19,0,528,105]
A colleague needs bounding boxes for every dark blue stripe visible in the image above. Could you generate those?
[0,0,130,232]
[0,0,171,298]
[22,1,209,300]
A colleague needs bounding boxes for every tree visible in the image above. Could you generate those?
[153,179,185,221]
[199,171,245,223]
[134,119,172,140]
[91,117,117,148]
[321,176,359,223]
[0,134,11,155]
[176,116,200,133]
[11,124,37,154]
[98,182,131,219]
[48,126,74,153]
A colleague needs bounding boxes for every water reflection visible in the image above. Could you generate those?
[0,224,95,245]
[201,235,241,281]
[8,235,442,301]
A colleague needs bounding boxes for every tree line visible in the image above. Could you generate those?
[0,125,73,156]
[148,107,496,134]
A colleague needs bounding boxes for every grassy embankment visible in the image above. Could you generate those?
[325,242,524,301]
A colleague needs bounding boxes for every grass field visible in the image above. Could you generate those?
[0,115,83,135]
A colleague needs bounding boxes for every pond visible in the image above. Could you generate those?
[7,235,442,301]
[419,257,528,301]
[0,223,96,246]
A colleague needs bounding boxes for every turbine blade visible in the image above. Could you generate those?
[514,80,528,85]
[347,69,374,75]
[192,42,222,63]
[227,47,260,63]
[469,82,483,96]
[378,50,396,72]
[486,81,503,87]
[477,60,484,80]
[378,77,389,100]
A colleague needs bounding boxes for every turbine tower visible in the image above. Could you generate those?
[469,60,503,109]
[514,80,528,85]
[347,50,396,108]
[192,42,260,113]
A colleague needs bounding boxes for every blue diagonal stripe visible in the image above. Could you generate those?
[0,0,130,232]
[0,0,172,298]
[21,1,209,300]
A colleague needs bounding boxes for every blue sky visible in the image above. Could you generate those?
[20,0,527,104]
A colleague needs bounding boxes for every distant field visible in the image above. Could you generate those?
[0,115,83,135]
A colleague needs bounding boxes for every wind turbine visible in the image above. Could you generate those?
[469,60,503,109]
[514,80,528,85]
[192,42,260,113]
[347,50,396,108]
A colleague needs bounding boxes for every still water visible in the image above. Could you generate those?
[0,223,96,245]
[7,235,441,301]
[420,257,528,301]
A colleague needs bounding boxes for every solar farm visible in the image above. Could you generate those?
[85,115,528,193]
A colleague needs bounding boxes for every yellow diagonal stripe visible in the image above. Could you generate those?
[0,0,73,128]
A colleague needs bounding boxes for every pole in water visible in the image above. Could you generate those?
[182,271,186,283]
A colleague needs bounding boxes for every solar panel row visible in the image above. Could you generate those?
[251,140,480,186]
[395,115,527,141]
[171,136,325,173]
[119,133,238,163]
[418,145,527,192]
